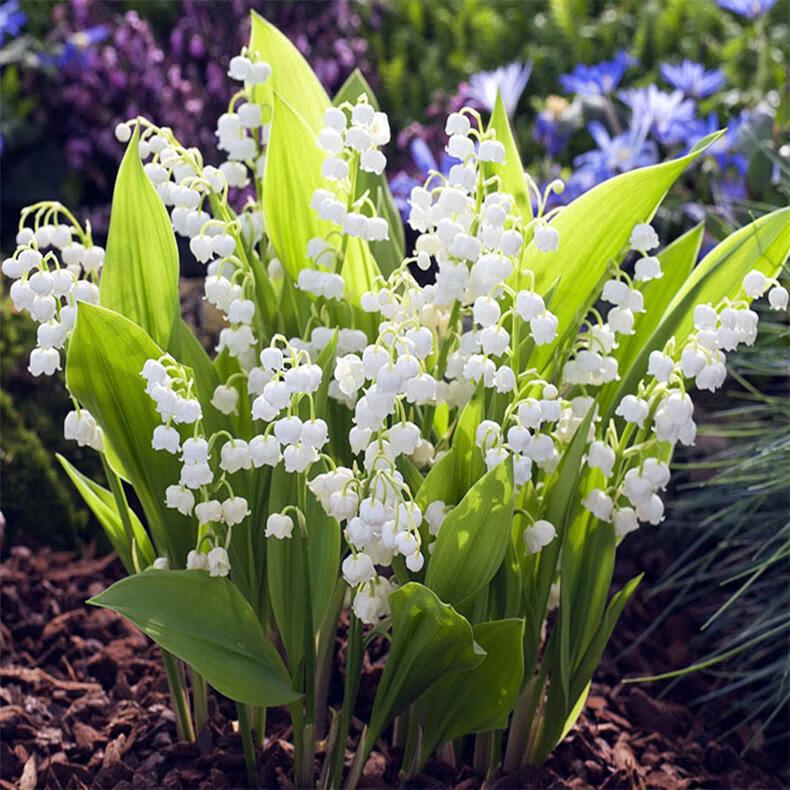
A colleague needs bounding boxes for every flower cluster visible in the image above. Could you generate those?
[581,265,787,535]
[3,206,104,377]
[311,98,392,244]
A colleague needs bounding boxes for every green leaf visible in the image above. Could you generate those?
[100,123,180,349]
[263,94,332,281]
[66,303,195,565]
[266,465,307,669]
[559,509,615,701]
[425,458,515,608]
[485,92,532,223]
[530,574,642,763]
[365,582,484,754]
[249,10,330,134]
[56,454,155,573]
[418,618,525,764]
[526,133,722,373]
[605,207,790,422]
[89,570,299,707]
[334,68,405,276]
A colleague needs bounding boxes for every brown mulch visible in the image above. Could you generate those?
[1,545,785,789]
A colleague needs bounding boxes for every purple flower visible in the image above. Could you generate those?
[467,61,532,117]
[574,120,659,182]
[716,0,777,18]
[0,0,26,43]
[660,60,725,99]
[559,51,636,96]
[618,85,697,145]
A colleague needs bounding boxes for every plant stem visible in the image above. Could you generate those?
[315,579,346,739]
[237,702,258,788]
[330,613,362,788]
[190,666,208,734]
[253,706,267,749]
[161,649,195,743]
[400,705,420,778]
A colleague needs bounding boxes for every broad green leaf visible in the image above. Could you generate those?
[100,123,179,349]
[263,94,332,281]
[334,68,405,276]
[66,303,195,564]
[249,10,330,134]
[56,454,155,572]
[526,132,722,372]
[365,582,484,755]
[418,618,525,765]
[605,207,790,422]
[485,92,532,223]
[425,458,515,607]
[89,570,299,707]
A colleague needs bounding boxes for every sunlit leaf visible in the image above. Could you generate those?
[90,570,299,707]
[100,123,180,349]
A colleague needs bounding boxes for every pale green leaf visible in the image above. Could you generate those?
[66,303,195,564]
[56,454,154,572]
[485,91,532,223]
[249,10,330,133]
[99,123,180,349]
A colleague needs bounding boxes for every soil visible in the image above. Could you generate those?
[1,545,786,789]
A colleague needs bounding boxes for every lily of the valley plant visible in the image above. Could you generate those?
[5,13,789,788]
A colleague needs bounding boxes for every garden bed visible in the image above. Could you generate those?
[1,544,783,789]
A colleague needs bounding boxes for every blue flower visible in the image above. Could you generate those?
[716,0,777,18]
[0,0,26,43]
[467,61,532,117]
[660,59,725,99]
[559,51,636,96]
[618,85,697,145]
[573,120,659,183]
[533,96,574,156]
[688,111,752,176]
